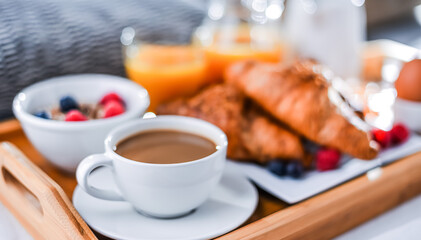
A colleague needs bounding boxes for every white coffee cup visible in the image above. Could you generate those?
[76,116,227,218]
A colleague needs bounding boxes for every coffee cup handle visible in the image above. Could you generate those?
[76,154,125,201]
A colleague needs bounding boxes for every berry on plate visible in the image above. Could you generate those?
[371,128,392,149]
[34,111,49,119]
[267,160,288,176]
[103,100,125,118]
[286,161,304,179]
[100,92,124,105]
[65,110,88,121]
[391,123,410,145]
[316,148,341,171]
[60,96,79,112]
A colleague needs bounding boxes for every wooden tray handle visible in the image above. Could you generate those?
[0,142,97,240]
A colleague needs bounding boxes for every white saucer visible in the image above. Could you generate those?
[72,161,258,240]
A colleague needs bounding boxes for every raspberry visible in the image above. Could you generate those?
[391,123,410,145]
[316,148,341,171]
[100,92,124,105]
[65,110,87,121]
[372,128,392,149]
[103,100,125,118]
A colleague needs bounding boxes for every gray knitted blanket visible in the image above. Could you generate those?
[0,0,205,119]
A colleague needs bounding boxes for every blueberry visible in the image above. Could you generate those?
[286,161,304,179]
[60,96,79,112]
[34,111,49,119]
[267,160,288,176]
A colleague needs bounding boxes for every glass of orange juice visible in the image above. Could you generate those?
[193,0,289,83]
[121,27,206,111]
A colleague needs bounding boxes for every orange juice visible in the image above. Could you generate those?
[196,24,285,83]
[204,44,283,83]
[124,45,206,111]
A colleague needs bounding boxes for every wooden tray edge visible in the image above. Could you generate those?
[217,152,421,240]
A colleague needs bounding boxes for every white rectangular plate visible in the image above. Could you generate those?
[230,134,421,204]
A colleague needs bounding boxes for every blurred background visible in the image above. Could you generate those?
[0,0,420,119]
[366,0,421,46]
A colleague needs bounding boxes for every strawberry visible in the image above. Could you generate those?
[103,100,125,118]
[99,92,124,105]
[371,128,392,149]
[316,148,341,171]
[65,110,88,121]
[391,123,410,145]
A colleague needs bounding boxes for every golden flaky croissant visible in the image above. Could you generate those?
[226,60,379,160]
[156,84,305,163]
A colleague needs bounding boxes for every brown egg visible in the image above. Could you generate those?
[395,59,421,102]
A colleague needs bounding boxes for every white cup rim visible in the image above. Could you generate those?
[104,115,228,167]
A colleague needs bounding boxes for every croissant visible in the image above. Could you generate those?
[156,84,305,163]
[225,60,379,160]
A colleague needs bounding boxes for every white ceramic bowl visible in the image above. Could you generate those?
[13,74,149,173]
[394,97,421,132]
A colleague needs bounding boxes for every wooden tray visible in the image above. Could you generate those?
[2,119,421,239]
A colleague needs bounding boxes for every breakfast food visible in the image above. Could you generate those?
[225,60,379,160]
[65,110,88,121]
[124,45,206,111]
[115,130,217,164]
[395,59,421,102]
[60,96,79,112]
[103,100,125,118]
[33,92,125,121]
[157,84,305,163]
[315,148,341,171]
[267,160,304,178]
[390,123,410,145]
[155,60,413,177]
[194,23,284,84]
[372,123,410,150]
